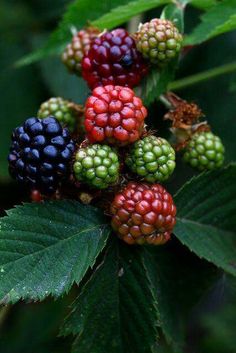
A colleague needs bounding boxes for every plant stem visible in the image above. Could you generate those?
[169,61,236,91]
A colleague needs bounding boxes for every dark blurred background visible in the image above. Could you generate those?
[0,1,235,352]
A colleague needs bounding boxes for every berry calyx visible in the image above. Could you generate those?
[136,18,183,65]
[62,27,100,76]
[73,144,120,189]
[111,182,176,245]
[84,85,147,146]
[183,131,225,170]
[38,97,84,133]
[126,135,175,182]
[81,28,148,89]
[8,117,75,195]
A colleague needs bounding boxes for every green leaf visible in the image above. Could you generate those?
[191,0,217,10]
[0,200,109,303]
[16,0,169,67]
[161,1,188,32]
[61,240,159,353]
[142,245,218,352]
[140,65,176,106]
[92,0,169,29]
[185,0,236,45]
[174,164,236,276]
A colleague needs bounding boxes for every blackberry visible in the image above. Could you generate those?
[111,182,176,245]
[183,131,225,170]
[81,28,148,89]
[136,18,183,65]
[84,85,147,146]
[62,27,100,75]
[73,144,120,189]
[126,135,175,182]
[38,97,83,132]
[8,117,75,195]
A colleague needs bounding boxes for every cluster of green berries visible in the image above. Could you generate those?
[183,131,225,170]
[136,19,183,65]
[38,97,82,132]
[73,144,119,189]
[8,17,226,246]
[126,136,175,182]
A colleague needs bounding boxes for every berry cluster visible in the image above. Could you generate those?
[8,18,225,246]
[82,28,148,89]
[62,27,100,76]
[8,117,74,194]
[136,19,183,65]
[111,182,176,245]
[38,97,83,133]
[84,85,147,145]
[73,144,119,189]
[183,131,224,170]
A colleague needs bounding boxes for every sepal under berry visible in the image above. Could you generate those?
[73,144,120,189]
[111,182,176,245]
[183,131,225,170]
[126,135,175,182]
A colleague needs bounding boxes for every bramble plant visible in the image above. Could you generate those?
[1,0,236,352]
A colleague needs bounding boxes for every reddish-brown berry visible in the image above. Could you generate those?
[84,85,147,146]
[110,182,176,245]
[62,28,100,76]
[81,28,148,89]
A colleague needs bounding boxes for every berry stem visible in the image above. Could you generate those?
[169,61,236,91]
[159,94,173,109]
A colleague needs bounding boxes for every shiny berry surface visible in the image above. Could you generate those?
[81,28,148,89]
[62,28,100,75]
[84,85,147,145]
[183,131,225,170]
[8,117,75,194]
[136,18,183,65]
[126,135,176,182]
[111,182,176,245]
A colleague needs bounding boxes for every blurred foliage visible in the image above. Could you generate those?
[0,0,236,352]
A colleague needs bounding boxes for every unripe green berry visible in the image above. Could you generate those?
[126,135,176,182]
[136,18,183,65]
[73,144,120,189]
[183,131,225,171]
[38,97,82,132]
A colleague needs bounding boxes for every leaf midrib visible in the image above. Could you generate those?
[0,224,108,268]
[176,217,235,237]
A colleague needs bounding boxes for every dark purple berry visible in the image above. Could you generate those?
[8,116,75,195]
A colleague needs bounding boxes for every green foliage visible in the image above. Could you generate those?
[61,241,159,353]
[185,0,236,45]
[1,0,236,352]
[174,164,236,275]
[143,245,218,352]
[92,0,169,29]
[0,201,109,303]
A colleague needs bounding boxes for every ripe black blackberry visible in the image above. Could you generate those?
[8,117,75,195]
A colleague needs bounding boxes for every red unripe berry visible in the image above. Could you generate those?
[81,28,148,89]
[110,182,176,245]
[84,85,147,146]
